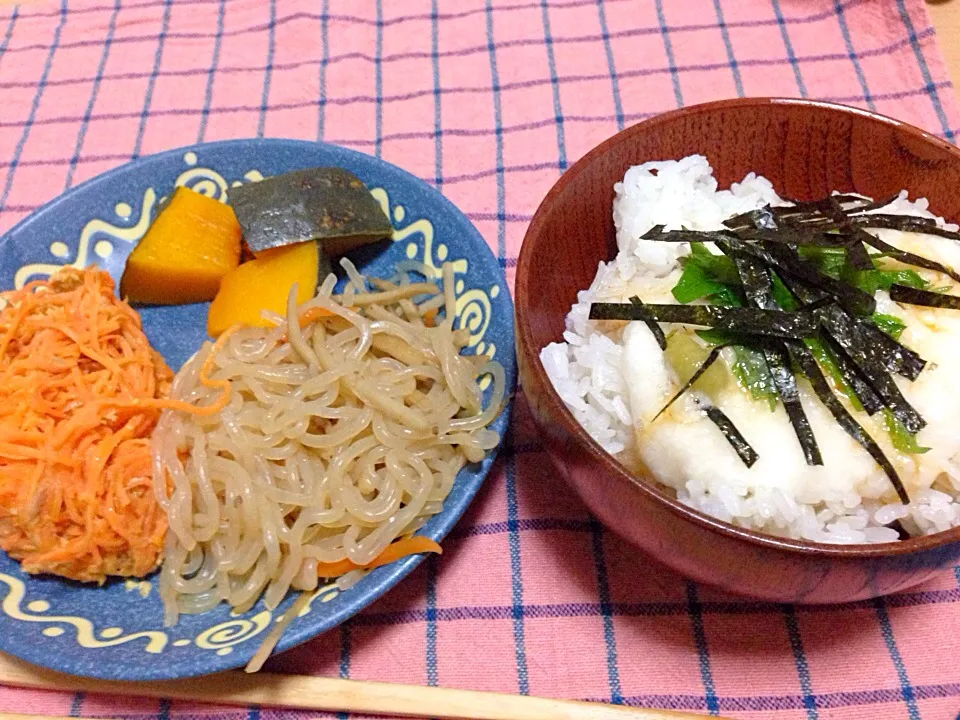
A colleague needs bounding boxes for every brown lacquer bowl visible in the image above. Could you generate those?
[515,98,960,604]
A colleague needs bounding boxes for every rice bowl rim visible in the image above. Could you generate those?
[516,96,960,558]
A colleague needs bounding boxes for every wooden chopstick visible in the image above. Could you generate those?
[0,653,730,720]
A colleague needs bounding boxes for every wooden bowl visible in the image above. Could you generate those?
[515,97,960,604]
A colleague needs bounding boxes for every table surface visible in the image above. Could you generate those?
[0,2,958,719]
[929,1,960,86]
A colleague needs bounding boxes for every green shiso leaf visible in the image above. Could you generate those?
[882,409,931,455]
[671,262,727,304]
[872,313,907,340]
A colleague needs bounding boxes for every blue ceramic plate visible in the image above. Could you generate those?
[0,139,515,680]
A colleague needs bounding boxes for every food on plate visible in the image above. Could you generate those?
[228,167,392,256]
[120,186,242,305]
[206,239,332,337]
[0,159,505,672]
[153,259,505,632]
[0,267,174,582]
[541,155,960,544]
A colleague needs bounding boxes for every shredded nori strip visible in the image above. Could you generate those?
[588,302,819,337]
[651,345,727,423]
[851,226,960,284]
[629,296,666,350]
[889,283,960,310]
[889,519,911,540]
[786,342,910,504]
[844,235,875,270]
[820,334,884,415]
[813,198,876,271]
[833,193,902,213]
[641,226,736,244]
[729,253,822,466]
[852,214,960,242]
[817,306,926,433]
[704,406,759,468]
[723,208,777,233]
[776,275,927,380]
[645,226,844,248]
[724,238,877,316]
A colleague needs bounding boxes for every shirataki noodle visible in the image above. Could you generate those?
[152,261,505,626]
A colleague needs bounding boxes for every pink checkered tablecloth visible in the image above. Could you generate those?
[1,0,960,718]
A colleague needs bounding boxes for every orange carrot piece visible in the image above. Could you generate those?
[316,536,443,578]
[297,306,337,328]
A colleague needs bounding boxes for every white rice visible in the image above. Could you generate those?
[540,155,960,544]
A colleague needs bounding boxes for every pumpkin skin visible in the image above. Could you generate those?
[120,187,242,305]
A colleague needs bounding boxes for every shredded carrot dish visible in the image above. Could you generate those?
[0,267,226,583]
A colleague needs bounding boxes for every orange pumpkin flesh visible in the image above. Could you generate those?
[206,240,321,337]
[120,187,242,305]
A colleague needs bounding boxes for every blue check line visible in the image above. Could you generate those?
[317,0,330,141]
[0,0,67,216]
[783,606,819,720]
[374,0,384,159]
[833,0,873,110]
[484,0,506,261]
[158,698,170,720]
[430,0,443,187]
[771,0,808,97]
[590,521,622,704]
[595,0,623,132]
[873,598,921,720]
[504,452,529,694]
[256,0,276,139]
[196,0,226,143]
[64,0,121,190]
[0,7,18,65]
[539,0,567,170]
[69,692,84,717]
[895,0,955,141]
[425,555,439,686]
[685,581,719,716]
[712,0,743,97]
[131,0,172,159]
[654,0,683,107]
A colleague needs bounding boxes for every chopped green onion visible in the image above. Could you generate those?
[872,313,907,340]
[882,409,930,455]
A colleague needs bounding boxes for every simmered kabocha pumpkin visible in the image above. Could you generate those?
[206,240,330,337]
[120,187,242,304]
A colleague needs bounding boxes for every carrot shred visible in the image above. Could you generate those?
[0,267,227,583]
[422,307,438,328]
[297,306,337,328]
[315,536,442,578]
